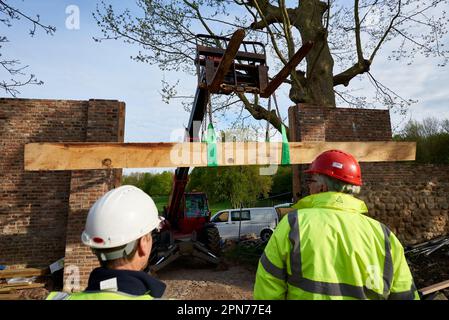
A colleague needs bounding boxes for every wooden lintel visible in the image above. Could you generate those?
[208,29,245,92]
[24,141,416,171]
[419,279,449,296]
[261,41,314,98]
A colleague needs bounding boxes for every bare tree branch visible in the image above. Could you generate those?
[354,0,363,62]
[0,0,55,36]
[369,0,402,63]
[0,1,55,96]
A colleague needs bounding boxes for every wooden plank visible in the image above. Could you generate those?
[0,268,48,279]
[0,283,45,293]
[261,41,314,98]
[419,280,449,296]
[0,282,45,289]
[24,141,416,171]
[208,29,246,92]
[0,293,21,300]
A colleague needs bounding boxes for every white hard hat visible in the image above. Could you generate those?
[81,185,163,250]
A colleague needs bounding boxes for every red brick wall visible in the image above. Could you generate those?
[0,98,124,290]
[289,104,449,244]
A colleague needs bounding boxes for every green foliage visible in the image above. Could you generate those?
[208,200,232,215]
[394,117,449,164]
[123,165,293,213]
[122,171,174,196]
[152,195,169,214]
[187,166,273,208]
[270,166,292,195]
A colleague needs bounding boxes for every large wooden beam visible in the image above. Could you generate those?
[24,141,416,171]
[261,41,314,98]
[208,29,246,93]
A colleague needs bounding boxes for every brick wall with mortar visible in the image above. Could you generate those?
[0,98,124,291]
[288,104,449,245]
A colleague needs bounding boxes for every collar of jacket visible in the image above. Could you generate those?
[293,192,368,214]
[85,267,166,298]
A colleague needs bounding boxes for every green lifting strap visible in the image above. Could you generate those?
[204,123,218,167]
[281,124,290,165]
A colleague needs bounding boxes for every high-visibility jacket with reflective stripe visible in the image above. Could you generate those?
[254,192,419,300]
[46,291,153,300]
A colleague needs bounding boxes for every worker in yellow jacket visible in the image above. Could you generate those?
[47,185,166,300]
[254,150,419,300]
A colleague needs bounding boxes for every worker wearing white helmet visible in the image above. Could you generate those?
[47,185,166,300]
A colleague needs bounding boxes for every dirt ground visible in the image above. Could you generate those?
[10,256,256,300]
[156,257,255,300]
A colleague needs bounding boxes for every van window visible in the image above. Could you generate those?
[251,210,268,222]
[231,210,251,221]
[212,211,229,223]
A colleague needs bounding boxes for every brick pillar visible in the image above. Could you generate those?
[63,100,125,292]
[288,104,392,202]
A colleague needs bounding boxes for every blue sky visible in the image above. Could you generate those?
[2,1,449,173]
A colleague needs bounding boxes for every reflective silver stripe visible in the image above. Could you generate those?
[51,292,70,300]
[286,210,387,300]
[287,211,302,282]
[260,252,287,281]
[287,277,384,300]
[388,283,417,300]
[381,224,393,297]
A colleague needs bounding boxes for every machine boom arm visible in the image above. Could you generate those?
[166,86,209,222]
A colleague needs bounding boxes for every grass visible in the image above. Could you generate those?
[152,195,169,214]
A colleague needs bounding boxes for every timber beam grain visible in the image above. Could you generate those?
[24,141,416,171]
[260,41,314,98]
[419,280,449,296]
[208,29,246,93]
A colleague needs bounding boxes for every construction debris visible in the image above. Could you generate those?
[49,258,64,274]
[406,236,449,299]
[405,235,449,257]
[0,267,49,300]
[419,279,449,296]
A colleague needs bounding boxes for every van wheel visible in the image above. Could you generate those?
[260,230,273,242]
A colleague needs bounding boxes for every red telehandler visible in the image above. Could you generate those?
[148,29,312,272]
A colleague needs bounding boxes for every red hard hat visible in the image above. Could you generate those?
[304,150,362,186]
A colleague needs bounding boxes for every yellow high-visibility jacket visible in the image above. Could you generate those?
[254,192,419,300]
[46,291,153,300]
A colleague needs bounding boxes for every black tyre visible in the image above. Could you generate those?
[260,229,273,242]
[203,226,221,256]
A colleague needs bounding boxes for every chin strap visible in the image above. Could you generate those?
[93,240,137,262]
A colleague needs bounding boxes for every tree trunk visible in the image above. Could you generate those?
[290,0,336,108]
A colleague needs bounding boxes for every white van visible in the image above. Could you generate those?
[210,207,279,242]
